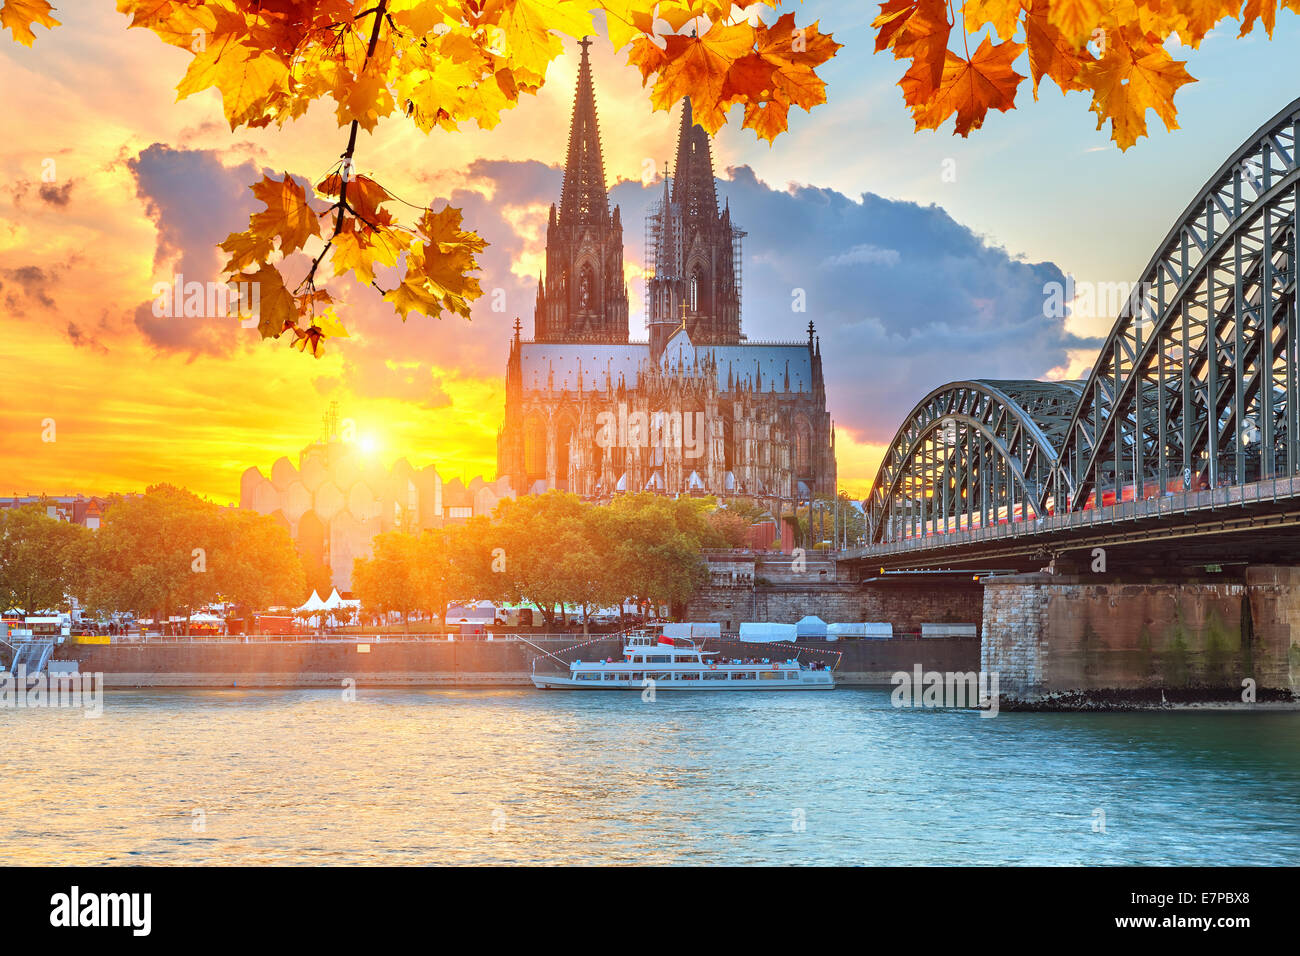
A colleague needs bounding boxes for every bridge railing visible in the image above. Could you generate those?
[863,473,1300,556]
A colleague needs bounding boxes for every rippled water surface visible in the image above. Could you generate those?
[3,688,1299,865]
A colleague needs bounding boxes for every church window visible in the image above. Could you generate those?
[524,418,547,478]
[795,418,812,473]
[579,263,596,310]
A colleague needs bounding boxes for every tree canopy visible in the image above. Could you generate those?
[0,503,89,614]
[351,490,725,627]
[78,485,305,625]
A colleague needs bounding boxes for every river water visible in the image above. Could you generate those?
[2,687,1298,865]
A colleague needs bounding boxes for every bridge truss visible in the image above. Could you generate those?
[867,98,1300,546]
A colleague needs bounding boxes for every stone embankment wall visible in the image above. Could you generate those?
[687,554,985,635]
[983,566,1300,703]
[56,636,979,688]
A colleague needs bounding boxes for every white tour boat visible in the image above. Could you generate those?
[531,628,835,690]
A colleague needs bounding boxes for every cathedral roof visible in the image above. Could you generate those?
[517,337,814,395]
[520,342,651,391]
[661,338,814,394]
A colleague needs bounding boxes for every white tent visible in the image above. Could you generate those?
[296,591,326,613]
[828,622,893,640]
[795,615,828,639]
[739,622,797,643]
[322,588,346,610]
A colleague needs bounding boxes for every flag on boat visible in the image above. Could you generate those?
[656,634,676,647]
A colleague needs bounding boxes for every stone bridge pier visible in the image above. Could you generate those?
[980,566,1300,706]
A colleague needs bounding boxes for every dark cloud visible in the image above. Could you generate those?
[126,143,263,356]
[66,321,108,354]
[115,147,1089,441]
[0,264,60,311]
[610,165,1098,444]
[323,158,1090,442]
[38,181,75,206]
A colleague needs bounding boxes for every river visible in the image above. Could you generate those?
[3,687,1298,865]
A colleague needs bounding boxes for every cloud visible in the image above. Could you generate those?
[0,263,63,312]
[126,144,263,356]
[614,164,1096,444]
[112,147,1092,451]
[38,181,76,206]
[321,157,1092,448]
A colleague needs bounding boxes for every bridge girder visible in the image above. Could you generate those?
[865,97,1300,549]
[867,380,1083,543]
[1051,98,1300,511]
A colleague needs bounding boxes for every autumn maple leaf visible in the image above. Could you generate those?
[0,0,59,46]
[903,36,1026,136]
[1079,26,1194,149]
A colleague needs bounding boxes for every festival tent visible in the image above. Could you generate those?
[739,622,797,643]
[795,615,828,639]
[296,591,326,613]
[827,622,893,640]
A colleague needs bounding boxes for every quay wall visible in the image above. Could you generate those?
[54,636,978,688]
[685,572,985,636]
[982,566,1300,705]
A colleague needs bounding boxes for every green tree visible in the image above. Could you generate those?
[0,503,89,613]
[352,531,423,629]
[81,485,224,632]
[211,510,307,616]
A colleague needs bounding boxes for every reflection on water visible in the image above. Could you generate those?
[2,688,1298,865]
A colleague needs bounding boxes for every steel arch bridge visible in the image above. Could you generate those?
[866,96,1300,548]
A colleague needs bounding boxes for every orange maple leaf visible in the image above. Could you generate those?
[1079,26,1194,149]
[0,0,59,46]
[874,0,953,103]
[903,35,1026,136]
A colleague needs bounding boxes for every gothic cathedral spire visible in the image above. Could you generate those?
[534,37,630,344]
[647,98,744,358]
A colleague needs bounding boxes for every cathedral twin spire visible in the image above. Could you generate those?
[558,37,609,228]
[535,37,629,344]
[535,38,739,352]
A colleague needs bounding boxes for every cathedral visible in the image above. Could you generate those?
[497,39,836,512]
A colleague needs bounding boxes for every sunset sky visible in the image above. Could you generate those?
[2,3,1299,504]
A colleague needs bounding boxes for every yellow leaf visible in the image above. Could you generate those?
[1080,26,1194,149]
[249,174,321,256]
[0,0,60,46]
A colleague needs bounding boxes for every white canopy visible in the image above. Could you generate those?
[662,622,721,640]
[296,591,326,613]
[795,615,828,638]
[322,588,347,610]
[739,622,797,643]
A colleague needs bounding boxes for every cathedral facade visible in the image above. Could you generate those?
[497,39,836,512]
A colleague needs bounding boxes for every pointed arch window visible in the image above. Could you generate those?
[689,265,707,313]
[578,263,597,311]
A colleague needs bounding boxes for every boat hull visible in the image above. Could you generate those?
[532,674,834,690]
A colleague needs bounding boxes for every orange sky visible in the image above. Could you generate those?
[0,7,899,505]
